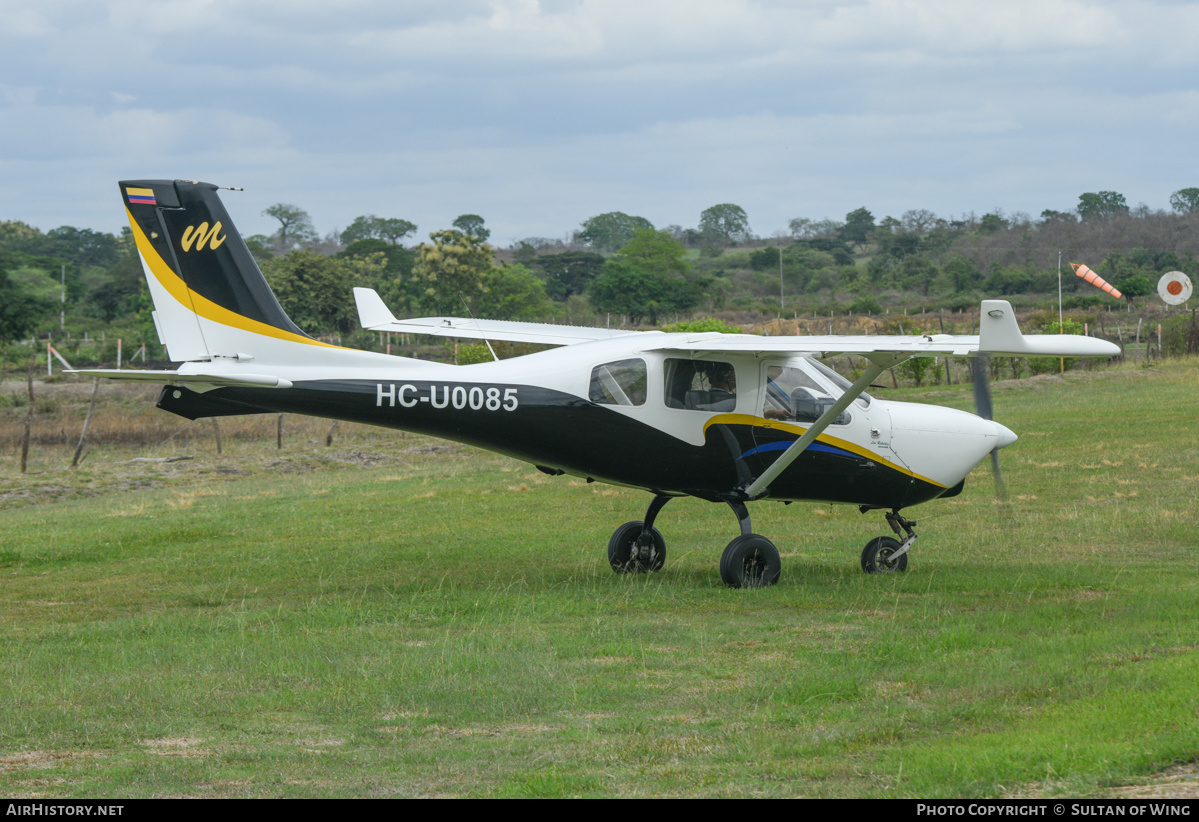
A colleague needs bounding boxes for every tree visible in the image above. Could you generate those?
[1076,191,1128,222]
[749,246,781,271]
[617,228,689,278]
[943,257,982,293]
[531,251,605,299]
[86,248,145,321]
[838,207,875,247]
[588,260,700,325]
[978,212,1008,234]
[789,218,843,239]
[1115,275,1152,302]
[874,229,921,261]
[243,234,276,264]
[411,229,496,314]
[261,250,365,334]
[899,209,941,235]
[376,218,418,245]
[341,215,416,246]
[262,203,317,250]
[43,226,120,268]
[0,253,55,342]
[1169,188,1199,215]
[698,203,751,245]
[897,256,940,295]
[1039,209,1076,225]
[578,212,654,252]
[336,238,418,313]
[475,264,554,320]
[452,214,489,241]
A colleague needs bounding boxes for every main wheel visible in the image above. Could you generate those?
[608,521,666,573]
[719,534,781,588]
[861,536,908,573]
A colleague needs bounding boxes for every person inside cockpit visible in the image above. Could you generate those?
[704,362,737,410]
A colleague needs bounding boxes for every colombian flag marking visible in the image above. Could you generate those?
[126,187,157,206]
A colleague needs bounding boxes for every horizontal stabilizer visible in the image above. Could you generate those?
[68,369,293,389]
[353,287,640,346]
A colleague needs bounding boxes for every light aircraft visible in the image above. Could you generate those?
[74,180,1120,587]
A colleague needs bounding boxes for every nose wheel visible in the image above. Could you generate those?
[860,510,916,574]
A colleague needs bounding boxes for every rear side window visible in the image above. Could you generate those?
[663,358,737,412]
[589,359,647,406]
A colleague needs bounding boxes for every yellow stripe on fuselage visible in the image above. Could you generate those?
[126,207,338,350]
[703,413,947,488]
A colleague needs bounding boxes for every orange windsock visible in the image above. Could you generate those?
[1070,263,1122,299]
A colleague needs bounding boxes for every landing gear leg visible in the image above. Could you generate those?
[861,510,916,574]
[608,494,671,574]
[719,500,780,588]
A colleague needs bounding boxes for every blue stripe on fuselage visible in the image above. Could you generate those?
[738,440,855,461]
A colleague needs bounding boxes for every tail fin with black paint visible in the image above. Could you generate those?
[120,179,336,364]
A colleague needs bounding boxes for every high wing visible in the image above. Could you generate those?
[354,287,640,346]
[649,301,1120,360]
[357,289,1118,361]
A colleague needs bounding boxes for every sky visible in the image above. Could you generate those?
[3,0,1198,247]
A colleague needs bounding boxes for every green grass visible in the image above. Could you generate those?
[1,361,1197,797]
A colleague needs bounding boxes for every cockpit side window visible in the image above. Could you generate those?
[589,359,648,406]
[762,364,851,425]
[663,358,737,411]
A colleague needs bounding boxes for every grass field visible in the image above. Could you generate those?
[1,361,1197,798]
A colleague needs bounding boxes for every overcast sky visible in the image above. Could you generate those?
[3,0,1197,247]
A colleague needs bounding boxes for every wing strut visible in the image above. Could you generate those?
[742,355,906,500]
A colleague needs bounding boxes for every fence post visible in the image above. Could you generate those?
[20,357,34,473]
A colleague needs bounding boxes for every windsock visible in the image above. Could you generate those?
[1070,263,1122,299]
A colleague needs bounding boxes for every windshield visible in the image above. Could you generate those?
[809,359,872,409]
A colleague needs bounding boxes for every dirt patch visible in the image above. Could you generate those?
[0,750,106,772]
[1107,762,1199,799]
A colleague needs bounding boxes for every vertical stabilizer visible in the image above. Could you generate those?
[120,180,320,362]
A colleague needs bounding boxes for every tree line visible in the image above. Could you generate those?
[3,189,1198,353]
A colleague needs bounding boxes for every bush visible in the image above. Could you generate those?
[1162,314,1199,356]
[660,317,743,333]
[849,295,883,314]
[898,357,933,386]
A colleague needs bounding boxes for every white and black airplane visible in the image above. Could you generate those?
[74,180,1119,587]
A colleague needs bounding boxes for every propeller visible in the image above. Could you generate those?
[970,355,1009,502]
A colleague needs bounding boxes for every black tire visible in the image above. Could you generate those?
[861,536,908,573]
[608,521,666,573]
[719,534,781,588]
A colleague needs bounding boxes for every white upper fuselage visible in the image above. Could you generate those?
[172,330,1015,494]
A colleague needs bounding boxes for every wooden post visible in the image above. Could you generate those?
[212,418,222,455]
[20,357,34,473]
[325,421,338,447]
[276,413,283,449]
[72,378,100,468]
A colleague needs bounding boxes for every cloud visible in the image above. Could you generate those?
[3,0,1199,239]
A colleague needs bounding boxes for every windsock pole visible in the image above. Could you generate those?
[1070,263,1123,299]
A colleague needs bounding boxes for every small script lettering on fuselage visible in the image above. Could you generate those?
[376,383,518,412]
